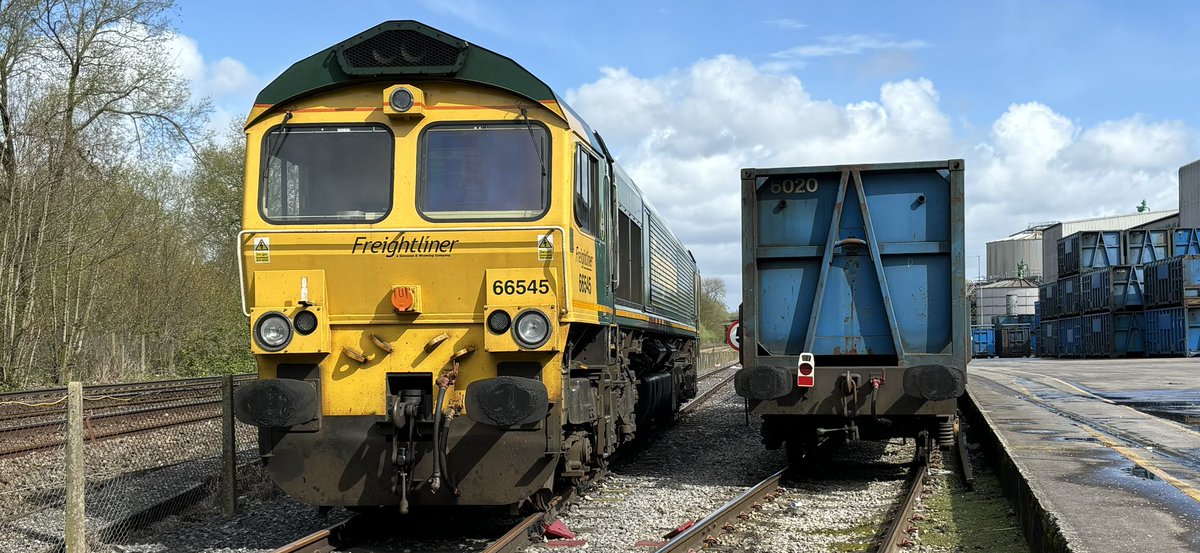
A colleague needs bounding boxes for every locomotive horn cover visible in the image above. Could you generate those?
[902,365,965,401]
[734,365,793,400]
[465,376,549,426]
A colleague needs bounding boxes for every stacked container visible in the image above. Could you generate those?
[1040,319,1059,357]
[1036,228,1200,358]
[1058,230,1122,276]
[1143,253,1200,356]
[1174,228,1200,257]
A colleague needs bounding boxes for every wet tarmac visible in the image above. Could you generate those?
[968,358,1200,552]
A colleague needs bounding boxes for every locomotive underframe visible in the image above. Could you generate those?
[744,365,957,461]
[254,322,696,509]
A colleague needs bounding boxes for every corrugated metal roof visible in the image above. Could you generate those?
[980,278,1039,288]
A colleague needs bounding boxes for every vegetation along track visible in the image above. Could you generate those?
[0,374,254,458]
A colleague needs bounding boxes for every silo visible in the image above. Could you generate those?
[986,230,1042,281]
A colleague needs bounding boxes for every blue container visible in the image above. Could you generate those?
[1058,231,1123,276]
[1144,306,1200,357]
[1174,228,1200,257]
[1057,316,1082,357]
[743,160,965,368]
[1040,319,1058,357]
[1039,281,1059,319]
[972,325,995,358]
[1079,265,1144,313]
[1125,229,1169,264]
[1082,312,1146,358]
[1143,256,1200,308]
[1058,274,1081,316]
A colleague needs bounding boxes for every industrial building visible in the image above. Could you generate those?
[977,157,1200,329]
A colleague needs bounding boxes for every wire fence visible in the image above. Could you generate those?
[0,376,259,552]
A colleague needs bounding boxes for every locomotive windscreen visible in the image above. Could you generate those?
[418,123,549,220]
[260,125,393,223]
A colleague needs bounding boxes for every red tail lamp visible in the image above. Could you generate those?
[797,352,815,388]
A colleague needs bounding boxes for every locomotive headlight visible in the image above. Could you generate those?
[389,87,415,112]
[512,309,551,348]
[254,312,293,351]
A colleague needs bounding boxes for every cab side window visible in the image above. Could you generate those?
[575,145,598,233]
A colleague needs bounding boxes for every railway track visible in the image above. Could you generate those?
[652,435,933,553]
[0,374,254,458]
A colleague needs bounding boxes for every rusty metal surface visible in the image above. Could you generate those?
[879,435,931,552]
[652,466,788,553]
[271,515,356,553]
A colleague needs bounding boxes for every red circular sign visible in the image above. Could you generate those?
[726,322,741,352]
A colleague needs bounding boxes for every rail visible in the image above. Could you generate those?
[879,434,933,552]
[653,466,788,552]
[271,515,357,553]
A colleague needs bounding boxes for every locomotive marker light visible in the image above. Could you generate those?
[487,310,511,334]
[253,312,293,352]
[797,353,816,388]
[293,310,318,335]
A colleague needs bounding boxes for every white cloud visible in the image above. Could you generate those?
[165,33,259,135]
[773,34,929,59]
[567,55,1196,305]
[766,18,808,30]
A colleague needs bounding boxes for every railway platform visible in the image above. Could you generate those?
[966,358,1200,552]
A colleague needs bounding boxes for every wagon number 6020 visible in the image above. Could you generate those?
[769,178,819,194]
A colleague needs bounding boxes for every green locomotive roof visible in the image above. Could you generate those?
[253,20,561,110]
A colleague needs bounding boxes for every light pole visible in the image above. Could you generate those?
[968,255,982,282]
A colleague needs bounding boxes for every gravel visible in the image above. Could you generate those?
[714,439,916,553]
[0,416,257,551]
[527,381,787,552]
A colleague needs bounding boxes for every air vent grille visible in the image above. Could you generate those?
[339,29,463,75]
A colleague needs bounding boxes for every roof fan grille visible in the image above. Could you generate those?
[341,29,461,72]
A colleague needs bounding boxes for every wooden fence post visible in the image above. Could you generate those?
[221,374,238,515]
[65,381,85,552]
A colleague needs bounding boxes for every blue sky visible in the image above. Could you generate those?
[173,0,1200,301]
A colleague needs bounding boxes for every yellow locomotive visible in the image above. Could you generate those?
[233,21,700,511]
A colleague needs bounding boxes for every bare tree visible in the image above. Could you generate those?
[0,0,207,385]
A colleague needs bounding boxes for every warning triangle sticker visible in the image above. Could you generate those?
[254,239,268,252]
[538,237,552,248]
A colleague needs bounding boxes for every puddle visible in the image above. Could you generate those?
[1052,436,1098,443]
[1092,389,1200,432]
[1123,464,1158,480]
[1016,429,1060,435]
